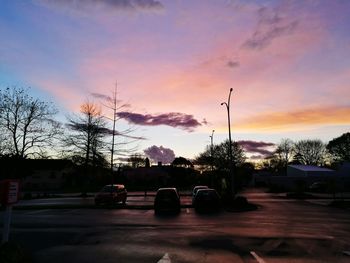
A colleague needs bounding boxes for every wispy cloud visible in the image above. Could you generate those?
[243,6,298,50]
[226,60,240,68]
[238,140,275,157]
[100,127,146,140]
[117,111,202,131]
[90,92,112,102]
[91,92,131,107]
[36,0,164,13]
[236,106,350,131]
[144,145,175,164]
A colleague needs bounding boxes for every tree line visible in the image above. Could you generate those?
[0,87,139,173]
[260,135,350,174]
[1,86,349,174]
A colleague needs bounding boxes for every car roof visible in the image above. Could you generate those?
[196,188,217,193]
[104,184,125,188]
[157,187,177,192]
[193,185,208,189]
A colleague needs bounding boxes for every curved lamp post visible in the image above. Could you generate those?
[221,88,235,196]
[209,129,215,171]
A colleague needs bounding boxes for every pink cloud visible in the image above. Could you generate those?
[235,106,350,131]
[25,0,347,137]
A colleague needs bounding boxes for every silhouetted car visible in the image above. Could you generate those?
[193,188,221,213]
[309,181,328,193]
[192,185,209,204]
[154,188,181,214]
[94,184,127,205]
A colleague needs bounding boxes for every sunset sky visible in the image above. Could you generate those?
[1,0,350,162]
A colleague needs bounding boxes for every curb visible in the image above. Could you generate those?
[11,204,194,210]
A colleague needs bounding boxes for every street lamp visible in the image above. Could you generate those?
[209,129,215,171]
[221,88,235,196]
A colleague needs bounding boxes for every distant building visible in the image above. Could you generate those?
[254,165,337,191]
[287,165,335,177]
[21,159,74,191]
[337,162,350,177]
[123,166,170,188]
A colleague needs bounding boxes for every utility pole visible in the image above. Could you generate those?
[110,81,118,185]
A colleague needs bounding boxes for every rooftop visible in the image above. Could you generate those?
[288,165,334,172]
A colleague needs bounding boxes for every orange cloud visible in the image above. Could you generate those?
[236,106,350,131]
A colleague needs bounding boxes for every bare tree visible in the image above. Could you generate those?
[0,131,7,156]
[275,138,294,166]
[92,82,144,176]
[0,87,60,158]
[128,153,146,168]
[293,139,327,166]
[327,132,350,163]
[64,102,108,168]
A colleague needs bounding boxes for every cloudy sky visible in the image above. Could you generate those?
[1,0,350,161]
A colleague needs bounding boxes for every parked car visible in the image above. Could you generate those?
[94,184,127,205]
[192,185,209,203]
[154,188,181,214]
[193,188,221,213]
[308,181,328,193]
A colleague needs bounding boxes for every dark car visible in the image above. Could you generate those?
[309,181,329,193]
[154,188,181,214]
[94,184,127,205]
[193,188,221,213]
[192,185,209,204]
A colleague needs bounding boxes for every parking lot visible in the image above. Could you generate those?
[2,188,350,262]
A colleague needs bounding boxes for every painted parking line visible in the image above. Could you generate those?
[157,253,171,263]
[250,251,266,263]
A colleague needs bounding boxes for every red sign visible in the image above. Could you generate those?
[0,180,20,205]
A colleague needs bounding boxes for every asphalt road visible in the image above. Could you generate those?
[1,189,350,263]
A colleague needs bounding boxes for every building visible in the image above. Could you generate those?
[287,165,335,177]
[254,165,337,192]
[21,159,74,191]
[337,162,350,177]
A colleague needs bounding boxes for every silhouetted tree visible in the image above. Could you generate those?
[0,133,7,156]
[145,157,150,168]
[327,132,350,163]
[293,139,327,166]
[195,140,246,171]
[92,83,144,176]
[261,155,284,174]
[275,138,294,167]
[262,138,294,175]
[64,102,108,168]
[128,153,145,168]
[0,87,60,158]
[172,157,193,167]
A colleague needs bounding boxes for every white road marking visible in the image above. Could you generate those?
[186,208,189,214]
[157,253,171,263]
[250,251,266,263]
[25,209,51,215]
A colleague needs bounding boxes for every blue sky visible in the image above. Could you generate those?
[1,0,350,161]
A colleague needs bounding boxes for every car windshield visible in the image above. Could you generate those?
[157,190,178,199]
[101,186,117,193]
[196,190,217,198]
